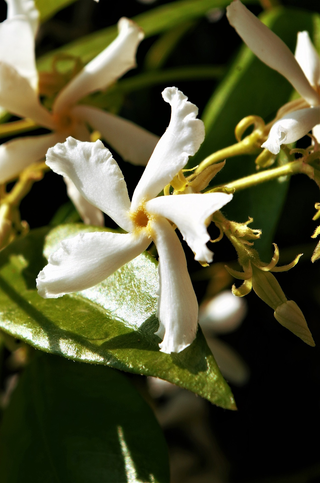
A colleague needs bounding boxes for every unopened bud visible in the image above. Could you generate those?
[251,267,286,310]
[275,301,315,347]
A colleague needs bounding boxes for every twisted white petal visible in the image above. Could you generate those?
[313,123,320,143]
[132,87,205,210]
[295,31,320,89]
[152,217,198,354]
[0,63,54,128]
[73,105,159,166]
[146,192,233,263]
[6,0,39,36]
[37,231,150,298]
[0,18,37,89]
[0,132,64,183]
[64,176,105,226]
[262,106,320,154]
[53,18,144,114]
[226,0,320,106]
[46,137,133,232]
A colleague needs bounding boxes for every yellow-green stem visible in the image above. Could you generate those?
[190,131,261,180]
[4,162,48,206]
[209,159,312,193]
[5,179,35,206]
[0,118,39,139]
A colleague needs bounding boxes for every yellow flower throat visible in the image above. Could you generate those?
[130,208,149,228]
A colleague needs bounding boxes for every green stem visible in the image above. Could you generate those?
[0,118,39,139]
[209,159,313,193]
[4,162,48,206]
[190,131,261,180]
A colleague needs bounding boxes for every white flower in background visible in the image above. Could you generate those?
[199,291,249,386]
[226,0,320,154]
[0,0,158,224]
[36,87,233,354]
[199,290,247,334]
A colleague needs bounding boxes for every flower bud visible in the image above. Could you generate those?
[251,267,286,310]
[275,301,315,346]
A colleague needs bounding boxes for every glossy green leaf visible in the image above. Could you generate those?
[37,0,258,71]
[0,352,170,483]
[35,0,77,22]
[190,7,319,259]
[0,225,236,409]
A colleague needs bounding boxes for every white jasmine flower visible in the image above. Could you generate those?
[226,0,320,154]
[262,106,320,154]
[36,87,233,354]
[199,290,247,334]
[0,0,159,224]
[199,291,249,386]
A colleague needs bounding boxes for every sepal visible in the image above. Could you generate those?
[231,278,252,297]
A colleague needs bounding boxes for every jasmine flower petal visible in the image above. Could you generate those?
[0,18,37,88]
[295,31,320,89]
[146,192,233,263]
[37,231,150,298]
[53,18,144,114]
[73,105,159,166]
[131,87,205,210]
[0,63,55,128]
[313,123,320,143]
[6,0,39,36]
[151,217,199,354]
[46,137,133,232]
[0,0,39,88]
[64,176,105,226]
[262,106,320,154]
[0,132,65,183]
[226,0,320,106]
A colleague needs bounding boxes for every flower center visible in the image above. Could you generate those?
[131,208,149,228]
[53,111,74,131]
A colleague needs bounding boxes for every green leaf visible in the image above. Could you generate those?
[189,7,319,259]
[143,20,197,71]
[0,225,236,410]
[36,0,258,72]
[35,0,78,22]
[0,352,170,483]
